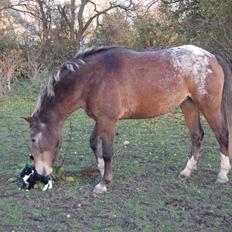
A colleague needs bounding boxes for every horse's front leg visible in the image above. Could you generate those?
[93,119,115,194]
[90,124,104,177]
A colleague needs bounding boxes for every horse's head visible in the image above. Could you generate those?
[23,116,61,176]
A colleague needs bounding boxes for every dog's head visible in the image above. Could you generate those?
[20,165,35,177]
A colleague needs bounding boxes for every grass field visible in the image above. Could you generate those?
[0,81,232,232]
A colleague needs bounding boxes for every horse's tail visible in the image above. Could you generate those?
[216,55,232,158]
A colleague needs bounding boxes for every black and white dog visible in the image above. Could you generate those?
[20,164,52,191]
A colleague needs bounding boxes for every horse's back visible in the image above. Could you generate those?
[86,45,224,120]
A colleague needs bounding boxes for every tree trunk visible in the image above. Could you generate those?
[70,0,76,44]
[76,32,82,51]
[0,80,3,97]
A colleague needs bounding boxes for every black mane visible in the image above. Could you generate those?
[74,46,120,61]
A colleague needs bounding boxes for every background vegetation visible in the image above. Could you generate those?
[0,0,232,96]
[1,1,232,231]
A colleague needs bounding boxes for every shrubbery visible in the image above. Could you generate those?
[0,0,231,96]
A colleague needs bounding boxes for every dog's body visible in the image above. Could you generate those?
[20,165,52,191]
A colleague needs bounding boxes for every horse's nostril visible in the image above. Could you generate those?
[29,154,34,160]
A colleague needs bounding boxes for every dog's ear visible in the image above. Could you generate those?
[25,164,29,168]
[20,165,27,176]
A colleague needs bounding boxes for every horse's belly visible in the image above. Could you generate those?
[120,86,188,119]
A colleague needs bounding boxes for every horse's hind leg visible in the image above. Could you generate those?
[179,98,204,179]
[201,108,231,183]
[90,124,104,177]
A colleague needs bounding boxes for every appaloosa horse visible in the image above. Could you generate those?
[24,45,232,194]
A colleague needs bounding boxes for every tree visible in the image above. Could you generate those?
[159,0,232,62]
[1,0,135,56]
[132,2,184,50]
[0,0,39,36]
[57,0,134,49]
[96,10,135,47]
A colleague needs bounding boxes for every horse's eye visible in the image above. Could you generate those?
[32,138,36,143]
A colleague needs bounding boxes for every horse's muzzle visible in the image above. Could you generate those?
[35,161,53,176]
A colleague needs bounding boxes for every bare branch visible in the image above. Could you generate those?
[58,5,72,28]
[160,0,182,4]
[6,7,42,19]
[75,0,134,48]
[5,8,39,36]
[140,0,160,16]
[77,0,87,33]
[88,0,97,13]
[82,0,134,33]
[0,0,28,11]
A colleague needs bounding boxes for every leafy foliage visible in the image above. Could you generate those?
[159,0,232,60]
[0,0,232,96]
[96,10,135,47]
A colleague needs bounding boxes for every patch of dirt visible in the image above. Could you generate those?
[164,197,193,210]
[75,167,99,177]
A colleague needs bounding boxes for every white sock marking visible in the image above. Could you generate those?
[180,155,197,177]
[217,153,231,183]
[97,158,105,177]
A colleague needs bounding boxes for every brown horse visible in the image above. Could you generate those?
[24,45,232,194]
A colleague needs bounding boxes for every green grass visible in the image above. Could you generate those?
[1,82,232,231]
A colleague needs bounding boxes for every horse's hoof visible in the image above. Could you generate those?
[93,183,107,194]
[216,176,229,184]
[179,174,189,181]
[179,170,191,180]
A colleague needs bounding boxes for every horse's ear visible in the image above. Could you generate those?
[22,117,34,124]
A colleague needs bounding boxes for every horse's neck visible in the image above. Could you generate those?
[51,81,85,122]
[37,72,88,126]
